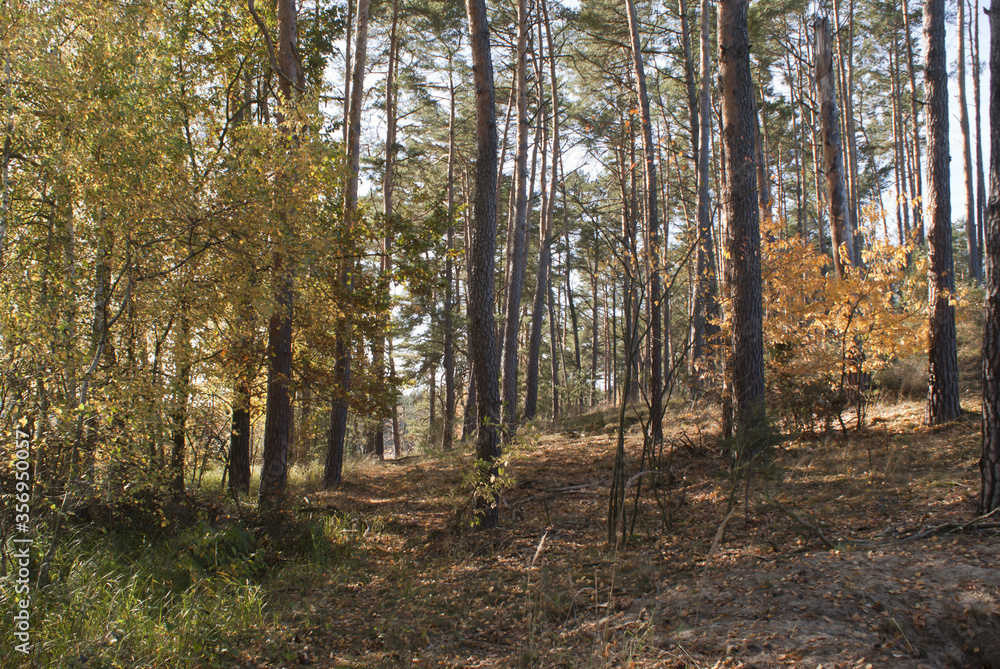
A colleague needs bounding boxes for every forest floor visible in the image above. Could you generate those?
[237,397,1000,669]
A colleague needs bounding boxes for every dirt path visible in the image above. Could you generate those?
[242,403,1000,669]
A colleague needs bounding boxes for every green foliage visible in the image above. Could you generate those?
[179,521,267,581]
[0,525,269,668]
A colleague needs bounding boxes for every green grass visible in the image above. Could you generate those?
[1,530,269,668]
[0,478,370,669]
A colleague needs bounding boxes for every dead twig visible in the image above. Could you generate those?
[897,506,1000,542]
[703,507,737,569]
[530,530,550,568]
[763,487,837,550]
[547,480,607,493]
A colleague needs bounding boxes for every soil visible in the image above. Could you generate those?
[235,399,1000,669]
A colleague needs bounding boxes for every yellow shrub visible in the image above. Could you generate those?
[758,218,925,424]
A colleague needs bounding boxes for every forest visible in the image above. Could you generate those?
[1,0,1000,666]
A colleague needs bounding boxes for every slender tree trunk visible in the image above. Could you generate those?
[890,35,912,245]
[370,0,400,460]
[443,63,458,451]
[974,0,987,274]
[170,296,191,492]
[259,0,304,504]
[229,295,255,494]
[924,0,961,425]
[591,258,600,407]
[462,170,479,443]
[690,0,719,397]
[465,0,502,528]
[389,340,402,456]
[343,0,353,145]
[547,279,560,419]
[325,0,370,487]
[561,158,582,383]
[523,9,558,422]
[500,0,531,434]
[902,0,925,245]
[428,360,437,442]
[625,0,663,443]
[958,0,980,283]
[719,0,766,458]
[979,0,1000,513]
[816,16,856,279]
[679,0,699,168]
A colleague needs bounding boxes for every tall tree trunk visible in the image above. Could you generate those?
[679,0,699,168]
[500,0,531,435]
[902,0,925,245]
[259,0,304,504]
[719,0,766,458]
[890,35,912,246]
[370,0,400,460]
[979,0,1000,513]
[462,169,479,443]
[591,255,600,407]
[924,0,961,425]
[443,60,458,451]
[624,0,663,444]
[325,0,370,487]
[229,296,255,494]
[974,0,987,275]
[547,278,560,419]
[465,0,502,528]
[170,296,191,492]
[958,0,980,283]
[428,361,437,442]
[689,0,719,397]
[523,10,557,422]
[342,0,353,144]
[816,16,855,279]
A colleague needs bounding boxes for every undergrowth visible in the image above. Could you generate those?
[0,484,370,668]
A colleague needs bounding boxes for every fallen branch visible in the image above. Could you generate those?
[703,507,737,569]
[298,505,341,514]
[547,480,607,493]
[897,506,1000,542]
[763,487,836,550]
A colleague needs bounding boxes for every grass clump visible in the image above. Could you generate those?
[0,526,270,668]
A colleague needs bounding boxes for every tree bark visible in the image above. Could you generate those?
[325,0,369,487]
[465,0,502,528]
[924,0,961,425]
[443,58,458,451]
[500,0,531,435]
[229,294,255,494]
[259,0,303,505]
[958,0,980,283]
[625,0,663,444]
[974,0,987,275]
[902,0,925,245]
[523,18,555,422]
[719,0,766,458]
[816,16,855,279]
[689,0,719,397]
[979,0,1000,513]
[170,296,191,492]
[370,0,400,460]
